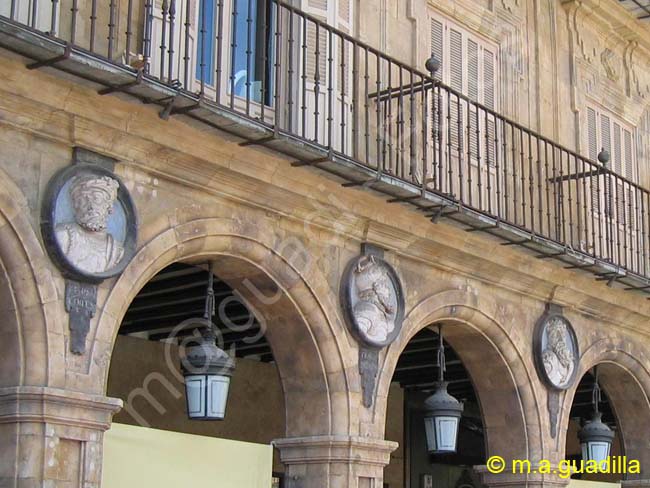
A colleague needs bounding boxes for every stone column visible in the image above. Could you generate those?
[475,465,571,488]
[273,435,398,488]
[0,386,122,488]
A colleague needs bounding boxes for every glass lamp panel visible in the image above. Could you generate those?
[588,442,611,463]
[435,416,459,452]
[424,416,437,452]
[581,443,589,462]
[207,376,231,419]
[185,375,207,418]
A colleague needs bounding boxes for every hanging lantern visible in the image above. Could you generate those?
[578,367,614,463]
[423,325,464,454]
[181,263,235,420]
[579,411,614,463]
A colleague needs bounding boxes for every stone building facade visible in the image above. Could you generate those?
[1,0,650,487]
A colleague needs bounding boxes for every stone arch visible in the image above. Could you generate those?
[375,289,544,461]
[0,168,64,388]
[92,216,355,437]
[560,339,650,479]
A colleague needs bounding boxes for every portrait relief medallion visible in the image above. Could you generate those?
[41,164,137,282]
[341,254,405,348]
[534,305,579,390]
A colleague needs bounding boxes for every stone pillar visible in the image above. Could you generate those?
[0,386,122,488]
[475,465,571,488]
[273,435,398,488]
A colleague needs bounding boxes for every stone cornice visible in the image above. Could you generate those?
[562,0,650,52]
[273,435,398,467]
[0,386,122,431]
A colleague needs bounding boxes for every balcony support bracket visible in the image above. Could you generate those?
[465,224,499,233]
[239,135,277,147]
[26,43,71,70]
[98,69,144,95]
[291,156,330,167]
[158,93,181,120]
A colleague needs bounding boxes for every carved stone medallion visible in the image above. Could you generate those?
[41,163,137,283]
[341,252,405,349]
[533,304,579,391]
[42,159,137,355]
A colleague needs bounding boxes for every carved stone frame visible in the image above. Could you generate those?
[533,303,580,391]
[41,164,138,283]
[340,253,405,349]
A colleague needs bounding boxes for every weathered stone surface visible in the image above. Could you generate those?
[1,0,650,486]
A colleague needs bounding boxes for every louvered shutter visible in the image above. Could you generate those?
[585,106,638,264]
[467,39,479,159]
[430,19,444,81]
[304,3,328,84]
[428,11,499,199]
[335,0,352,152]
[623,128,637,268]
[449,28,464,152]
[587,107,600,215]
[612,123,625,224]
[624,129,635,180]
[483,48,495,110]
[430,17,443,144]
[337,0,351,96]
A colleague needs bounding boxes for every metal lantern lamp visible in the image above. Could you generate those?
[423,325,464,454]
[181,262,235,420]
[578,367,614,463]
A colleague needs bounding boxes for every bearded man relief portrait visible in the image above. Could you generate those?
[54,174,125,274]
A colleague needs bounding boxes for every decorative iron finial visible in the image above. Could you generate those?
[425,54,441,76]
[598,148,610,166]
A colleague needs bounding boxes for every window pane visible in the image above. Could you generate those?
[196,0,216,85]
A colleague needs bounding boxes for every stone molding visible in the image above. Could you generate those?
[0,386,122,431]
[475,464,571,488]
[273,435,398,467]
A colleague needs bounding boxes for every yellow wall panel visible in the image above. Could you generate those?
[102,423,273,488]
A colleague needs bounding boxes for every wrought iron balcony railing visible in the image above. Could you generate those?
[1,0,650,294]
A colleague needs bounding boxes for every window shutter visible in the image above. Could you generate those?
[600,114,611,155]
[587,107,599,214]
[430,18,443,81]
[587,107,598,160]
[449,29,463,151]
[303,0,329,82]
[430,17,444,147]
[483,48,495,110]
[449,28,463,92]
[338,0,350,23]
[337,0,351,96]
[613,122,622,175]
[467,39,479,102]
[613,122,625,222]
[624,129,635,181]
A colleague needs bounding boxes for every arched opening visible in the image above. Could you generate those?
[382,314,532,488]
[0,168,65,389]
[391,327,484,487]
[106,261,287,485]
[565,362,650,483]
